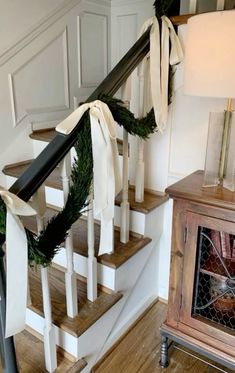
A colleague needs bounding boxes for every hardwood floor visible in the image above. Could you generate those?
[92,301,234,373]
[0,329,87,373]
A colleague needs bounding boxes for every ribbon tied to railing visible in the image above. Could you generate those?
[56,100,122,255]
[139,16,183,132]
[0,187,36,337]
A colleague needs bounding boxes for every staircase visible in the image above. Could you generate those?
[0,13,188,373]
[3,124,166,371]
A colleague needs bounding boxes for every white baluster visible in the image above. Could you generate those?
[60,155,78,318]
[120,127,130,243]
[189,0,197,13]
[41,267,57,373]
[87,187,97,301]
[135,71,145,203]
[33,187,57,373]
[216,0,225,10]
[119,97,130,244]
[120,81,131,243]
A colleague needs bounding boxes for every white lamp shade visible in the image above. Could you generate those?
[184,10,235,98]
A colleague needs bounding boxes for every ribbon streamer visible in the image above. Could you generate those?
[139,16,183,132]
[56,100,121,255]
[0,187,36,337]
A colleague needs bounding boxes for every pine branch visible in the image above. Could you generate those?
[100,95,157,139]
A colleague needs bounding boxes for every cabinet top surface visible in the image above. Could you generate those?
[165,170,235,211]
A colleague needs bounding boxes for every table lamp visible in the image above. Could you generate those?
[184,10,235,190]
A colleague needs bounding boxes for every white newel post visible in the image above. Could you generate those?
[60,155,78,318]
[135,71,145,203]
[87,187,97,301]
[33,186,57,373]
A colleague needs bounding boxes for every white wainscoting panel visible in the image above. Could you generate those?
[8,29,69,127]
[78,12,108,88]
[117,14,137,60]
[0,0,111,186]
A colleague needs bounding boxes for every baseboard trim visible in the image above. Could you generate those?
[158,296,168,305]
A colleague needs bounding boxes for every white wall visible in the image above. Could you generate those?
[110,0,229,300]
[0,0,111,185]
[0,0,64,54]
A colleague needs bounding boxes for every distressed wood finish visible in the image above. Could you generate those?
[166,170,235,212]
[163,170,235,370]
[29,266,122,337]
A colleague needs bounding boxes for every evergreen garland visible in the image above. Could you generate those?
[0,197,6,245]
[26,111,93,266]
[101,95,156,139]
[0,100,158,266]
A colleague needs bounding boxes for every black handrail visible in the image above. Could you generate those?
[9,27,151,201]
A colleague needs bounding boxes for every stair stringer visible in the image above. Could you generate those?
[77,239,157,371]
[96,236,160,363]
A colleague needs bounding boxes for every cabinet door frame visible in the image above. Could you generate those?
[179,211,235,348]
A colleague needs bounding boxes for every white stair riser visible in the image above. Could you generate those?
[33,138,123,170]
[32,139,76,162]
[53,248,116,290]
[26,309,79,358]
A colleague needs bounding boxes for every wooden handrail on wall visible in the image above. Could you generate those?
[9,15,190,201]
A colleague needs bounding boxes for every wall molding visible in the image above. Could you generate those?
[77,12,108,88]
[8,29,69,127]
[0,0,83,67]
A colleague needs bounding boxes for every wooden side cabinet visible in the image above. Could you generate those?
[160,170,235,371]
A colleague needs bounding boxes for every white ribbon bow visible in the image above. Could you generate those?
[56,100,121,255]
[0,187,36,337]
[139,16,183,132]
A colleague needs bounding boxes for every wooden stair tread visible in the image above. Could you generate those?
[3,160,167,214]
[22,207,151,269]
[29,128,125,155]
[29,127,57,142]
[115,186,168,214]
[13,329,87,372]
[3,159,62,190]
[29,266,122,337]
